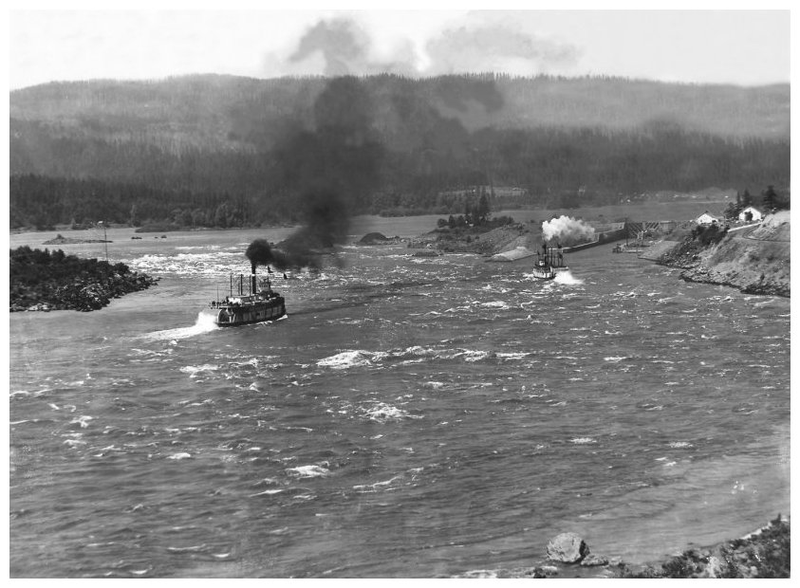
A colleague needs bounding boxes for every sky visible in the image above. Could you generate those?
[6,2,793,90]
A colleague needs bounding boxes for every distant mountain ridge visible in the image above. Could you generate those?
[10,74,790,152]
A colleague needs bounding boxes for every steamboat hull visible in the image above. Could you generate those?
[532,267,556,280]
[213,297,286,327]
[207,270,286,327]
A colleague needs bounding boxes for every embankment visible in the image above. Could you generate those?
[647,212,790,297]
[407,221,539,255]
[617,516,790,578]
[407,218,620,258]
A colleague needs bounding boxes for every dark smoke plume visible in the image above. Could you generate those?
[245,238,273,271]
[245,238,292,272]
[281,17,511,131]
[289,18,370,76]
[279,16,581,80]
[286,17,417,77]
[264,76,384,271]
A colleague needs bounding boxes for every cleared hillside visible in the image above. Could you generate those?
[659,212,790,297]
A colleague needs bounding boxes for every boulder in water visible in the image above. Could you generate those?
[359,232,390,245]
[546,532,590,563]
[580,553,609,567]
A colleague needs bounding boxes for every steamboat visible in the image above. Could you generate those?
[207,267,286,326]
[532,243,568,280]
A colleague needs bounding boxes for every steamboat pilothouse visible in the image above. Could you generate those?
[207,267,286,326]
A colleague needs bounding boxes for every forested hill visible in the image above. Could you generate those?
[11,74,790,142]
[10,74,791,230]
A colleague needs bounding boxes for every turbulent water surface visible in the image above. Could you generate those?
[9,223,790,578]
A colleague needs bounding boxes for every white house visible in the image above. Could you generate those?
[738,206,764,222]
[695,212,719,226]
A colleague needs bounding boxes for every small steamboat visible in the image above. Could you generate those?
[533,243,568,280]
[208,268,286,327]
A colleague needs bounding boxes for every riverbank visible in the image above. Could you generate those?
[407,219,541,255]
[462,516,790,579]
[649,211,790,297]
[616,515,790,578]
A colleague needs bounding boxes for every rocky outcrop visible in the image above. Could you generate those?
[580,554,610,567]
[42,233,111,245]
[456,516,789,579]
[408,221,538,255]
[621,515,790,578]
[357,232,405,245]
[546,532,591,563]
[11,272,158,312]
[10,246,158,312]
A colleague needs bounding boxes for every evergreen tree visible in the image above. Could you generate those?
[762,185,778,211]
[476,192,491,225]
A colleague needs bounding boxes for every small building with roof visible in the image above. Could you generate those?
[695,212,720,226]
[738,206,764,222]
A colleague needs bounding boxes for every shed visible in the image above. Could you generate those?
[695,212,719,226]
[738,206,764,222]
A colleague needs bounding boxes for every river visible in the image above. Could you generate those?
[8,218,790,577]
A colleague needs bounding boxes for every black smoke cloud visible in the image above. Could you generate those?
[278,15,583,126]
[255,15,581,270]
[245,238,273,270]
[289,18,370,76]
[288,17,417,77]
[286,17,509,130]
[245,238,291,272]
[279,16,581,79]
[261,76,384,271]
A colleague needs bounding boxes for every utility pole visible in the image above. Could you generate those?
[99,221,108,262]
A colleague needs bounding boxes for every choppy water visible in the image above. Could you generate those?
[9,224,790,578]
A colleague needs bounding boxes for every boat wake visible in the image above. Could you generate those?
[554,270,584,285]
[142,311,219,341]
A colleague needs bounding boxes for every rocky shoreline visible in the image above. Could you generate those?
[458,516,790,579]
[617,515,790,578]
[398,212,790,300]
[406,220,540,255]
[651,211,790,297]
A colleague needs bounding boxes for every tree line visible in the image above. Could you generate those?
[10,118,789,230]
[9,174,253,230]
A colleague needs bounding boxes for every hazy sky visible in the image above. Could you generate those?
[7,4,793,90]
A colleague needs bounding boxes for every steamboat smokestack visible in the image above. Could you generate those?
[246,239,276,291]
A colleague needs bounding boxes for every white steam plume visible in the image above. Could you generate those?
[541,216,595,246]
